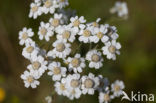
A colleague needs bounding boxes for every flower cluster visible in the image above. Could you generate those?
[19,0,126,103]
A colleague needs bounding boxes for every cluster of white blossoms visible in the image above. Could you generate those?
[19,0,127,103]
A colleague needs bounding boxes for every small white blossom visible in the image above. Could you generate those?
[29,0,42,19]
[87,18,101,27]
[111,80,125,97]
[86,50,103,69]
[102,40,121,60]
[105,24,119,40]
[48,62,67,81]
[27,55,48,77]
[45,96,52,103]
[38,22,54,41]
[66,54,86,73]
[47,40,71,58]
[21,70,40,88]
[42,0,58,14]
[78,25,93,43]
[22,41,39,59]
[65,74,82,100]
[90,25,109,43]
[69,16,86,33]
[55,25,76,42]
[49,13,63,28]
[81,73,99,95]
[19,27,34,45]
[110,1,128,18]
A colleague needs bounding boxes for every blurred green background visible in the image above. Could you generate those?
[0,0,156,103]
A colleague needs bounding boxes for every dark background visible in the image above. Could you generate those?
[0,0,156,103]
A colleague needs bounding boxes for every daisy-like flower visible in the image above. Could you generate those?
[27,55,48,77]
[38,22,54,41]
[105,24,119,40]
[69,16,86,33]
[78,25,93,43]
[102,40,121,60]
[110,1,128,18]
[81,73,99,95]
[57,0,69,9]
[22,41,38,59]
[87,18,101,28]
[47,40,71,58]
[49,13,63,28]
[111,80,125,97]
[99,87,114,103]
[90,25,109,43]
[21,70,40,88]
[86,50,103,69]
[48,62,67,81]
[19,27,34,45]
[29,0,42,19]
[54,78,69,96]
[42,0,58,14]
[55,25,76,42]
[65,74,82,100]
[66,54,86,73]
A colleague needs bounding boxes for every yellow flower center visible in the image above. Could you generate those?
[62,31,70,39]
[22,32,28,40]
[32,61,41,70]
[26,46,34,53]
[60,83,66,91]
[73,19,80,27]
[83,30,91,37]
[92,22,99,27]
[104,94,110,101]
[91,54,100,62]
[70,79,79,88]
[44,0,52,8]
[71,89,76,94]
[108,45,116,53]
[114,85,120,92]
[32,6,38,12]
[53,67,61,75]
[40,28,47,36]
[56,43,65,52]
[84,79,94,88]
[27,76,34,83]
[97,32,103,39]
[51,19,60,27]
[71,58,80,67]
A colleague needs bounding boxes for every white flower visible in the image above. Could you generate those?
[48,62,67,81]
[87,18,101,27]
[81,73,99,95]
[111,80,125,97]
[38,22,54,41]
[78,25,93,43]
[105,24,119,40]
[54,78,69,96]
[90,25,109,43]
[22,41,39,60]
[45,96,52,103]
[55,25,76,42]
[47,40,71,58]
[42,0,58,14]
[65,74,82,100]
[99,88,114,103]
[49,13,63,28]
[66,54,86,73]
[19,27,34,45]
[69,16,86,33]
[21,70,40,88]
[57,0,69,9]
[110,1,128,18]
[86,50,103,69]
[97,75,109,92]
[102,40,121,60]
[27,55,48,77]
[29,0,42,19]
